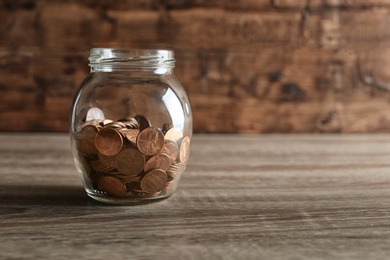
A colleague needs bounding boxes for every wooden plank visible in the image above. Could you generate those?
[0,133,390,259]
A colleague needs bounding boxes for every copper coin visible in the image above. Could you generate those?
[159,140,179,163]
[143,191,162,198]
[179,136,190,162]
[127,181,144,193]
[98,152,117,169]
[122,118,139,130]
[95,128,123,156]
[124,129,139,146]
[98,175,127,197]
[77,124,99,156]
[90,159,114,173]
[116,148,145,176]
[86,107,105,121]
[118,174,141,183]
[140,169,167,194]
[77,155,94,179]
[164,127,183,143]
[117,128,130,137]
[144,153,171,173]
[163,180,174,191]
[166,163,179,179]
[101,119,114,126]
[105,121,126,129]
[166,175,175,183]
[77,120,101,132]
[137,127,164,156]
[134,115,151,131]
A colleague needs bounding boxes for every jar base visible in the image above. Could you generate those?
[86,190,172,205]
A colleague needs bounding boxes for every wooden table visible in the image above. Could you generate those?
[1,133,389,259]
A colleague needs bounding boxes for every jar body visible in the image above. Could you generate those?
[70,49,192,204]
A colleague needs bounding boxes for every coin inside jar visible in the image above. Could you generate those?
[86,107,105,121]
[164,127,183,143]
[98,175,127,198]
[105,121,127,129]
[77,119,101,132]
[98,152,118,169]
[144,153,171,173]
[116,148,145,176]
[179,136,190,162]
[159,140,179,163]
[137,127,164,156]
[101,119,114,126]
[90,159,115,173]
[134,115,151,131]
[95,128,123,156]
[77,124,99,156]
[121,117,139,129]
[124,129,139,146]
[166,163,179,179]
[140,169,168,194]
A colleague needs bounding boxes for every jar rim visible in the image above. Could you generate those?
[89,48,175,70]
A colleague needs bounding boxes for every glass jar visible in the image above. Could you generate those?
[70,48,192,204]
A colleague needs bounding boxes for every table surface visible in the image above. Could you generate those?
[1,133,389,259]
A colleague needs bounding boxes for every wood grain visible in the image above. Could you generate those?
[0,133,390,259]
[1,1,390,133]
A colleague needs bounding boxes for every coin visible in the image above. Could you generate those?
[164,127,183,143]
[98,175,127,197]
[143,191,162,197]
[98,152,117,169]
[159,140,179,163]
[166,175,174,183]
[86,107,105,121]
[137,127,164,156]
[116,148,145,176]
[77,119,101,132]
[77,155,94,179]
[134,115,151,131]
[140,169,168,193]
[90,159,114,173]
[105,121,126,129]
[127,181,144,194]
[95,128,123,156]
[179,136,190,162]
[124,129,139,146]
[122,118,139,129]
[101,119,114,126]
[166,163,179,179]
[77,124,99,156]
[163,179,174,192]
[117,174,141,183]
[117,128,130,137]
[144,153,171,173]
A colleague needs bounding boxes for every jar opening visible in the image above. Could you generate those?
[89,48,175,72]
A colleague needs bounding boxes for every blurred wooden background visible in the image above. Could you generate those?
[1,0,390,133]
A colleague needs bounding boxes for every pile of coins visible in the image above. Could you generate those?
[74,108,190,199]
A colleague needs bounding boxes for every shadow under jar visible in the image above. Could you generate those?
[70,48,192,204]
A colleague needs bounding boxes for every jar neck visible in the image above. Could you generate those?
[90,67,174,75]
[88,48,175,73]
